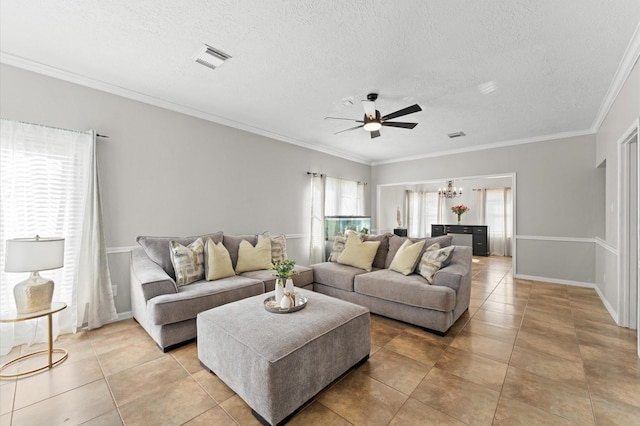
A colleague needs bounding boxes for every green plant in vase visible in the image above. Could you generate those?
[271,259,298,302]
[451,205,469,224]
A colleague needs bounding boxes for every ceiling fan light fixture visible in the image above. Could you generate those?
[364,121,382,132]
[194,44,231,70]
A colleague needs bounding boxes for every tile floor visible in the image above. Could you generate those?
[1,256,639,425]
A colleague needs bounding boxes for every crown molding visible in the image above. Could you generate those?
[370,128,594,166]
[0,52,371,166]
[591,22,640,132]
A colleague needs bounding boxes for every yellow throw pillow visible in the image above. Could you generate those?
[337,232,380,272]
[235,235,273,273]
[205,238,236,281]
[389,239,426,275]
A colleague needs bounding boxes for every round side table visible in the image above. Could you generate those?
[0,302,69,379]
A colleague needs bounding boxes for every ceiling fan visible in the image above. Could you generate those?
[325,93,422,139]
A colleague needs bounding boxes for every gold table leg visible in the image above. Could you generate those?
[0,313,68,379]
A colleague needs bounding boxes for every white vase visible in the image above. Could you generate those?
[275,278,284,303]
[285,278,294,294]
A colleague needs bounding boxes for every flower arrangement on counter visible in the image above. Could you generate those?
[451,205,470,223]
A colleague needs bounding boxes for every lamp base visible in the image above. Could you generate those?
[13,272,54,314]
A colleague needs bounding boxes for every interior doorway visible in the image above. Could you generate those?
[617,120,639,357]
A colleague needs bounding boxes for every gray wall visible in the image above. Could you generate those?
[0,64,371,315]
[372,134,604,285]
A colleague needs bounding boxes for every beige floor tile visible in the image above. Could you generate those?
[171,341,205,374]
[582,359,640,408]
[450,330,514,364]
[480,300,526,315]
[81,409,124,425]
[184,405,241,426]
[591,395,640,425]
[435,347,508,391]
[493,396,579,425]
[485,293,528,307]
[576,329,638,354]
[463,318,518,344]
[288,401,353,426]
[370,316,405,347]
[89,325,152,355]
[107,355,189,406]
[515,329,582,362]
[219,394,263,426]
[502,366,594,425]
[14,355,104,410]
[509,345,587,385]
[97,338,166,376]
[389,397,466,425]
[523,305,575,327]
[0,382,15,416]
[573,316,637,339]
[359,348,430,395]
[118,376,215,426]
[85,318,140,340]
[192,369,235,403]
[318,371,407,426]
[411,367,500,426]
[11,379,115,426]
[0,412,10,426]
[384,331,447,367]
[472,308,522,329]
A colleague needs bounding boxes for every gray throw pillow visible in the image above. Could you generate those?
[137,232,222,279]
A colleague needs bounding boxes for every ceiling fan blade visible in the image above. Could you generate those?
[334,124,364,135]
[381,121,418,129]
[380,104,422,121]
[324,116,363,122]
[370,130,381,139]
[362,100,376,119]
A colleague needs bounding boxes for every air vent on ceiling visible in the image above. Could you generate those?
[194,44,231,70]
[448,131,466,139]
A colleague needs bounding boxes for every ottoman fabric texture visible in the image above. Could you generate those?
[197,288,370,425]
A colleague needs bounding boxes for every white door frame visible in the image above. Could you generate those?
[616,118,639,355]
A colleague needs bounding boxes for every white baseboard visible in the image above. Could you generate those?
[513,274,594,288]
[592,286,619,324]
[115,311,133,321]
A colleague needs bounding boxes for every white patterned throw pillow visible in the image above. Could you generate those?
[169,238,205,286]
[418,243,455,284]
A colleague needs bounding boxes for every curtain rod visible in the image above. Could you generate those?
[306,171,367,185]
[3,119,109,138]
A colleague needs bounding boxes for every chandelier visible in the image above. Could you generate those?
[438,180,462,199]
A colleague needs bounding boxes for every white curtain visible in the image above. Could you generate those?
[308,174,325,264]
[406,190,441,237]
[483,188,513,256]
[324,176,364,216]
[0,120,116,355]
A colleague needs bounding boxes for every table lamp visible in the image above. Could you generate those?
[4,236,65,314]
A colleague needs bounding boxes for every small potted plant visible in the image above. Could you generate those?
[271,259,298,302]
[451,205,470,224]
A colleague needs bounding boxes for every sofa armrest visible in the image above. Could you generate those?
[432,246,472,292]
[130,247,178,301]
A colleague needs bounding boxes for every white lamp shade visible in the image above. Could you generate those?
[5,237,65,272]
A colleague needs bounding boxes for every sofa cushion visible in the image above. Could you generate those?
[223,234,258,268]
[310,261,369,292]
[337,233,381,272]
[417,244,455,284]
[385,234,454,269]
[137,232,223,279]
[388,239,426,275]
[270,234,288,262]
[364,233,391,269]
[148,276,265,326]
[240,265,314,292]
[204,238,236,281]
[235,235,273,273]
[354,269,456,312]
[170,238,205,286]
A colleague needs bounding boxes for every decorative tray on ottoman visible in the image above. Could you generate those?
[264,294,308,314]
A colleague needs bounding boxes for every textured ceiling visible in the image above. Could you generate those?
[1,1,639,164]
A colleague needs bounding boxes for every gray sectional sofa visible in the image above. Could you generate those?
[130,232,313,351]
[311,234,472,334]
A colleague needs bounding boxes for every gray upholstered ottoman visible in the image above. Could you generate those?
[197,288,370,425]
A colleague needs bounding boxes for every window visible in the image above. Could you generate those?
[406,190,441,237]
